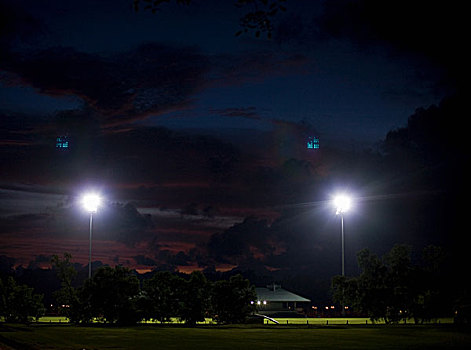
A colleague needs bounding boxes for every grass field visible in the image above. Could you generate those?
[1,323,470,350]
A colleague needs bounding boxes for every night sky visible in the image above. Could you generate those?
[0,0,468,294]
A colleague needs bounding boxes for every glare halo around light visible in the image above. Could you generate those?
[82,193,101,213]
[334,194,351,215]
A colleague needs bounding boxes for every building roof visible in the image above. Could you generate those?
[255,285,310,303]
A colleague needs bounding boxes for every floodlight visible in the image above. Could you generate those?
[82,193,101,213]
[334,194,351,215]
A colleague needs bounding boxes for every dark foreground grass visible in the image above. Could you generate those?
[1,323,470,350]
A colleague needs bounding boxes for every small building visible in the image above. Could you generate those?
[254,283,311,317]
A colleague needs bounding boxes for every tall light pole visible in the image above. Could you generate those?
[334,194,351,277]
[82,193,101,279]
[334,194,352,316]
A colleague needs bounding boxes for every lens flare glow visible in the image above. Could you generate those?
[334,194,351,215]
[82,193,101,213]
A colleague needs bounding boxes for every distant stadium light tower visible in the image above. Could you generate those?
[333,194,352,276]
[82,193,101,279]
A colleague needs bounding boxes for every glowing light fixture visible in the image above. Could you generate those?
[82,193,101,213]
[334,194,351,215]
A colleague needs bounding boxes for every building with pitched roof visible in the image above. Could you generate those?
[254,283,311,317]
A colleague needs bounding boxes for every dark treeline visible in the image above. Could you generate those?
[332,244,466,324]
[1,245,469,325]
[0,253,257,325]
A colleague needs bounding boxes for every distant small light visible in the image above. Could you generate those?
[257,301,261,305]
[263,300,267,305]
[330,306,335,309]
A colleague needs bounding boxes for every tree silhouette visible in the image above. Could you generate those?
[142,271,184,323]
[211,274,256,324]
[83,266,141,325]
[0,276,45,323]
[332,245,450,323]
[179,271,210,325]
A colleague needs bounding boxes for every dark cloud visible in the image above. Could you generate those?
[0,0,46,49]
[155,250,190,267]
[96,202,154,247]
[1,43,210,124]
[33,254,52,262]
[270,1,463,99]
[322,1,452,51]
[320,0,467,90]
[134,251,192,269]
[208,217,270,264]
[100,125,241,189]
[0,112,49,147]
[383,94,467,160]
[208,51,309,87]
[381,94,468,199]
[133,254,157,266]
[205,209,343,279]
[210,107,261,120]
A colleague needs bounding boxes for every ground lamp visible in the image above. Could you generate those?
[334,194,351,277]
[82,193,101,279]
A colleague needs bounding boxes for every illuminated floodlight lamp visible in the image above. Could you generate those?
[82,193,101,213]
[334,194,351,215]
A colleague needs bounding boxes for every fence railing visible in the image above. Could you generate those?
[266,317,454,325]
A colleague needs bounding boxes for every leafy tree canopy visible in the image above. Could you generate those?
[0,276,45,323]
[332,244,450,324]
